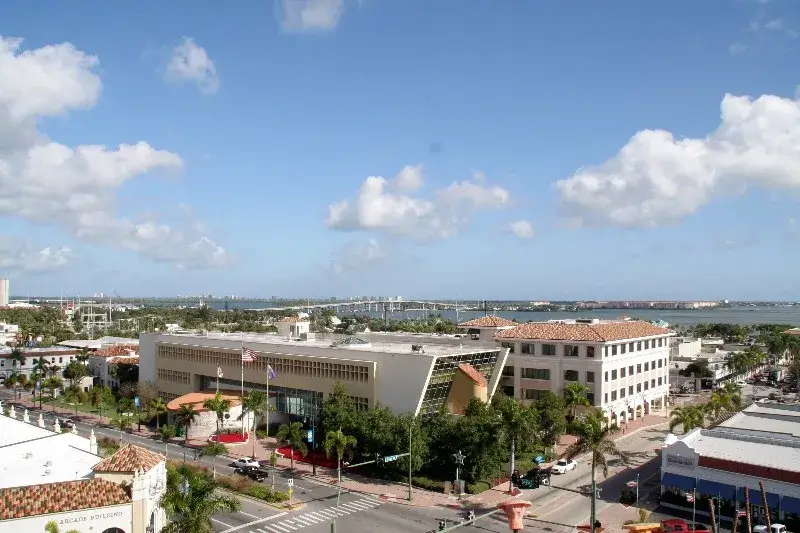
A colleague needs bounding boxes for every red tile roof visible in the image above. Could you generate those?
[92,444,163,473]
[783,328,800,336]
[458,316,517,328]
[496,320,672,342]
[0,478,131,519]
[108,356,140,365]
[166,389,244,412]
[94,344,139,357]
[278,316,309,323]
[458,363,488,386]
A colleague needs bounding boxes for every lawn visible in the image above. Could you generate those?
[40,395,135,423]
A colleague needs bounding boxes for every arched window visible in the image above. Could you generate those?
[101,527,126,533]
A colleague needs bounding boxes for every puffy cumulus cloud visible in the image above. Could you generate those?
[279,0,344,31]
[0,237,73,273]
[508,220,535,239]
[0,36,229,269]
[326,166,511,239]
[165,37,219,94]
[555,90,800,228]
[329,238,386,274]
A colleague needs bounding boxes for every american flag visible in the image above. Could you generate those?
[242,347,258,363]
[686,492,695,503]
[267,364,276,380]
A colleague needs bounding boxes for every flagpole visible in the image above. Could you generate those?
[241,343,246,438]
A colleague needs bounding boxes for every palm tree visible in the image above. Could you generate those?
[493,394,538,492]
[45,519,80,533]
[566,408,629,533]
[9,347,25,371]
[238,390,269,458]
[202,393,231,438]
[43,377,63,411]
[563,382,592,419]
[64,386,88,416]
[75,348,91,366]
[150,398,168,430]
[175,404,200,443]
[669,405,706,433]
[323,428,357,517]
[160,465,240,533]
[704,391,729,421]
[202,442,228,479]
[32,357,49,409]
[720,382,742,410]
[276,421,308,470]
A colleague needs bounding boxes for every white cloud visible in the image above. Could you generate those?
[394,165,423,192]
[280,0,344,31]
[555,89,800,228]
[763,18,798,38]
[508,220,535,239]
[0,36,229,269]
[166,37,219,94]
[326,166,511,239]
[0,238,73,273]
[329,238,386,274]
[729,42,747,55]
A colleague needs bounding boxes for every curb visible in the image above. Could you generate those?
[218,488,298,512]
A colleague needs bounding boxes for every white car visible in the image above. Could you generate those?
[552,459,577,474]
[233,457,260,468]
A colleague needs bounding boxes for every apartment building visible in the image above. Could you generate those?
[490,318,673,423]
[139,331,508,429]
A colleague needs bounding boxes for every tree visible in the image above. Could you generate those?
[160,464,240,533]
[238,390,269,458]
[321,383,359,437]
[323,428,357,514]
[150,398,168,430]
[136,380,159,409]
[357,404,396,458]
[9,347,25,370]
[788,359,800,383]
[62,361,87,388]
[45,519,80,533]
[202,442,228,478]
[563,382,591,419]
[160,425,177,441]
[202,393,231,438]
[74,348,91,366]
[64,386,88,416]
[669,405,706,433]
[276,421,308,470]
[566,409,629,533]
[117,397,135,416]
[532,391,567,448]
[493,394,539,492]
[112,363,139,386]
[43,377,63,411]
[175,404,200,443]
[89,385,115,417]
[114,416,133,432]
[32,356,49,408]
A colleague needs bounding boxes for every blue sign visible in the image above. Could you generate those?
[307,429,314,442]
[535,455,545,464]
[134,396,140,408]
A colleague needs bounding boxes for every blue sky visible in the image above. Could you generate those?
[2,0,799,300]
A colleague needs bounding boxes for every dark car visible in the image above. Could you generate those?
[234,466,268,482]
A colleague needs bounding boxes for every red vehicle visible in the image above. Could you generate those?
[660,519,711,533]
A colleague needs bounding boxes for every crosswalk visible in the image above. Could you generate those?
[251,496,383,532]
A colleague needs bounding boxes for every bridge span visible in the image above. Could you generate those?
[264,300,470,313]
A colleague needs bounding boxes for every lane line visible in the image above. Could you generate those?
[339,503,364,512]
[211,518,233,528]
[267,524,291,533]
[345,500,375,510]
[273,522,296,531]
[237,511,261,519]
[290,515,317,525]
[219,513,288,533]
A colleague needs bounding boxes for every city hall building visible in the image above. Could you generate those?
[661,403,800,528]
[139,328,508,427]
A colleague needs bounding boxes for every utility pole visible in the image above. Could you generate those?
[408,417,413,501]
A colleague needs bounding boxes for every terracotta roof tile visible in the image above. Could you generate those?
[0,478,131,519]
[166,389,243,412]
[108,356,140,365]
[92,444,163,473]
[458,363,488,386]
[278,316,309,323]
[783,328,800,336]
[496,320,672,342]
[94,344,139,357]
[458,315,517,328]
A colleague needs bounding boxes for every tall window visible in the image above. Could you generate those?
[586,346,595,358]
[563,370,579,382]
[564,345,579,357]
[542,344,556,356]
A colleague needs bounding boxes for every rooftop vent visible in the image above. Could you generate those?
[411,344,426,354]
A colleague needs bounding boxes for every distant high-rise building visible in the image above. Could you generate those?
[0,278,9,307]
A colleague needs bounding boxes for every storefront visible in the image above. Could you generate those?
[0,505,132,533]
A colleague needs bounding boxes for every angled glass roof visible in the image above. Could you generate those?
[331,336,371,347]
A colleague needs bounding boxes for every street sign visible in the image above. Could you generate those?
[134,396,140,408]
[287,478,294,487]
[383,455,399,462]
[307,429,313,441]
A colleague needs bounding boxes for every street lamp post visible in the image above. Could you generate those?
[453,450,465,497]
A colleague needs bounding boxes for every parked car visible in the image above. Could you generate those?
[552,459,577,474]
[58,418,75,429]
[754,524,790,533]
[660,519,711,533]
[234,466,268,482]
[232,457,260,468]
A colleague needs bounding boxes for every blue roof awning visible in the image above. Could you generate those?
[697,479,736,500]
[782,497,800,514]
[662,472,696,491]
[737,487,779,508]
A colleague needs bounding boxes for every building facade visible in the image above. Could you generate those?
[0,278,9,307]
[139,331,508,428]
[0,347,80,380]
[661,403,800,529]
[491,319,673,422]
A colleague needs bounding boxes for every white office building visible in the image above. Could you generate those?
[0,279,9,307]
[485,318,673,423]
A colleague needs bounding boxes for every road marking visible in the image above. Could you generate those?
[237,511,261,519]
[290,515,317,525]
[211,518,233,527]
[339,502,364,512]
[268,524,292,533]
[219,513,288,533]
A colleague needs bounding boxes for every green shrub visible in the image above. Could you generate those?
[256,429,269,440]
[466,481,491,494]
[246,485,289,503]
[411,475,445,492]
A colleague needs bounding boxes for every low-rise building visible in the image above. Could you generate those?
[88,345,139,389]
[0,322,19,346]
[661,403,800,529]
[166,390,253,440]
[0,347,80,380]
[457,315,518,342]
[486,319,673,423]
[0,402,166,533]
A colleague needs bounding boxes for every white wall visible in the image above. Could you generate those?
[0,504,132,533]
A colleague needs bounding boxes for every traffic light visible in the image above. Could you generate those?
[438,520,446,531]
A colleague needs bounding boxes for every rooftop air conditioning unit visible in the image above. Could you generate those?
[411,344,425,354]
